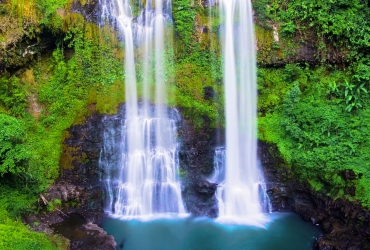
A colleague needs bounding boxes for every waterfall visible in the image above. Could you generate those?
[216,0,271,224]
[99,0,185,218]
[208,147,226,184]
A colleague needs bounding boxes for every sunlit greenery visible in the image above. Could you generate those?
[258,64,370,205]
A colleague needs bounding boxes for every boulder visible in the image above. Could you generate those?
[70,223,116,250]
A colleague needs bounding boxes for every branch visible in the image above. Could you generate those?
[39,194,69,218]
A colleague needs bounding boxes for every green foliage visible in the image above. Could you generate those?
[0,15,126,249]
[172,0,196,55]
[280,21,296,38]
[255,0,370,62]
[171,45,224,128]
[0,190,57,250]
[0,222,57,249]
[0,114,30,176]
[0,75,28,117]
[252,0,271,24]
[0,184,58,249]
[259,65,370,206]
[36,0,69,30]
[47,198,61,212]
[342,80,367,112]
[169,3,224,129]
[23,24,125,192]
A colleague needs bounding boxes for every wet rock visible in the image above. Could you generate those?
[195,179,217,195]
[70,223,116,250]
[70,0,100,24]
[181,169,219,218]
[119,239,126,249]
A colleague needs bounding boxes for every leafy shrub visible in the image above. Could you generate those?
[173,0,196,55]
[0,75,28,117]
[0,114,30,176]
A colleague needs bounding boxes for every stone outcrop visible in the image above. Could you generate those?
[55,112,105,222]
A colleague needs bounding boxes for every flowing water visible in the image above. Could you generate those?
[99,0,185,217]
[216,0,270,225]
[209,148,272,218]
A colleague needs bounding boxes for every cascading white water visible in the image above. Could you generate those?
[210,149,272,219]
[100,107,185,217]
[208,147,226,184]
[216,0,270,224]
[99,0,185,218]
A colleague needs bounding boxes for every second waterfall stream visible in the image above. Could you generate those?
[216,0,271,225]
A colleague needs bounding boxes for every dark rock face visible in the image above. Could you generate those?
[259,140,370,250]
[181,169,219,217]
[56,112,106,222]
[70,0,101,24]
[26,112,108,249]
[1,30,58,72]
[203,86,215,100]
[178,116,224,218]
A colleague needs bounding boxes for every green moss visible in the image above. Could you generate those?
[255,25,280,64]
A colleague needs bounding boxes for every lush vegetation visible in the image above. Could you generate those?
[253,0,370,62]
[0,184,67,249]
[2,0,370,248]
[172,0,224,127]
[258,64,370,205]
[252,0,370,206]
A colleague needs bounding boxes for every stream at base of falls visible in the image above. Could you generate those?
[102,212,321,250]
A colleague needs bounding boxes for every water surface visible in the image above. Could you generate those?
[103,213,321,250]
